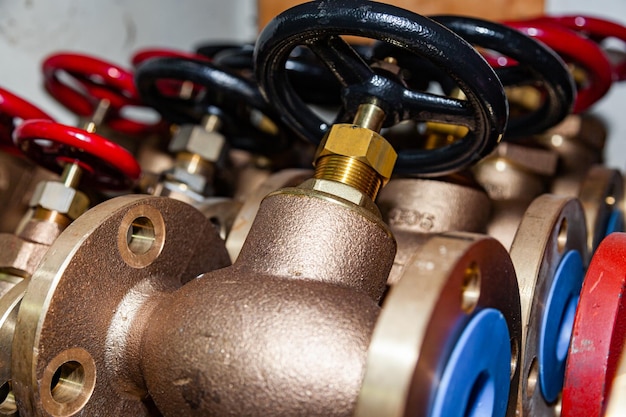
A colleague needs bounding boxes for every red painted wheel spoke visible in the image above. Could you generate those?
[14,119,140,190]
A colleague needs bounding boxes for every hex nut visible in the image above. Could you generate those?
[166,167,211,195]
[169,125,227,163]
[29,181,90,220]
[315,124,397,181]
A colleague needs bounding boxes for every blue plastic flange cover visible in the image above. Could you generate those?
[429,308,511,417]
[605,209,624,236]
[538,249,584,403]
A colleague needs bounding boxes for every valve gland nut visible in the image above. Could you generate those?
[315,124,397,183]
[29,181,90,220]
[169,125,227,163]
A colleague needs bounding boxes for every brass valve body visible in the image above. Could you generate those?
[10,181,396,416]
[473,142,559,249]
[377,176,492,284]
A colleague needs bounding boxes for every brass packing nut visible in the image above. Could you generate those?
[316,124,397,185]
[29,181,89,220]
[169,125,227,162]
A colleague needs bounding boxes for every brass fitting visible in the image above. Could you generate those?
[313,104,397,202]
[163,115,227,199]
[423,89,469,149]
[169,125,227,163]
[28,181,90,222]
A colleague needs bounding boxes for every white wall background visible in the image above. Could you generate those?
[0,0,624,169]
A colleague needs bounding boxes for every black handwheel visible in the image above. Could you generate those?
[134,57,290,154]
[202,43,357,106]
[254,0,508,175]
[430,16,575,139]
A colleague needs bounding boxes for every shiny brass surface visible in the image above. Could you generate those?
[315,154,382,201]
[578,165,624,256]
[313,104,396,202]
[314,121,397,199]
[509,195,587,416]
[377,177,491,284]
[11,195,231,416]
[352,103,386,132]
[354,233,521,417]
[226,168,312,261]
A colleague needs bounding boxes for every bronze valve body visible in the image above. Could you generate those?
[10,105,399,416]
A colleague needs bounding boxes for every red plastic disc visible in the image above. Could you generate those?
[506,21,614,113]
[14,119,141,190]
[561,232,626,417]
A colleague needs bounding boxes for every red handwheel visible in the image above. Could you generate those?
[561,232,626,417]
[0,87,54,151]
[43,52,158,135]
[505,21,614,113]
[528,15,626,81]
[14,119,141,190]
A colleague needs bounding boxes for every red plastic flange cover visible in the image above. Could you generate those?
[561,232,626,417]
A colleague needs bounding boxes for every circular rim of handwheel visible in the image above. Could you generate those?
[354,233,521,417]
[43,52,158,135]
[134,56,291,154]
[0,87,54,123]
[505,21,614,113]
[14,119,141,190]
[562,232,626,417]
[527,15,626,81]
[509,194,587,415]
[429,15,575,139]
[0,86,54,150]
[254,0,508,176]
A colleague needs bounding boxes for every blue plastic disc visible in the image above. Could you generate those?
[605,209,624,236]
[429,308,511,417]
[538,249,584,403]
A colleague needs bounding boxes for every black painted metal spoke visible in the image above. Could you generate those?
[402,90,477,130]
[307,36,375,87]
